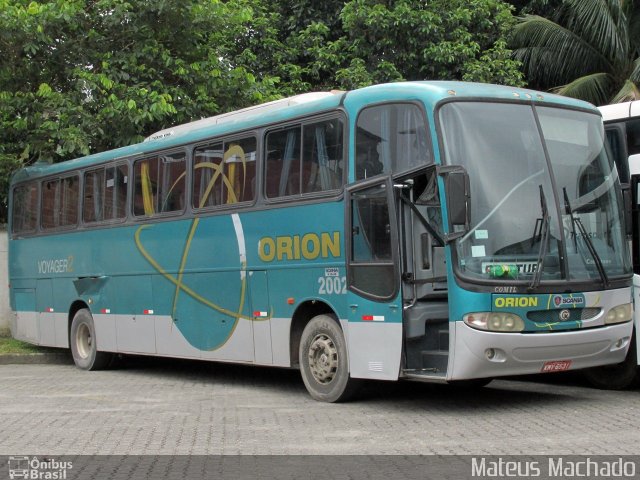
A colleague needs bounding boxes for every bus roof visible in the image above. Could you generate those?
[144,92,342,142]
[599,100,640,122]
[11,81,598,184]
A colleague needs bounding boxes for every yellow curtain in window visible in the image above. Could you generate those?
[141,162,155,215]
[223,144,245,204]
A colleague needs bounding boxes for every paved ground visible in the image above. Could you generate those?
[1,356,639,455]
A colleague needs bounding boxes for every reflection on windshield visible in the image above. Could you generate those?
[538,106,628,282]
[439,102,630,284]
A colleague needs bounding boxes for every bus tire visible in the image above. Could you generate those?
[70,308,112,371]
[299,314,360,402]
[582,335,639,390]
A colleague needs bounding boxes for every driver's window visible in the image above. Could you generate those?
[355,103,431,180]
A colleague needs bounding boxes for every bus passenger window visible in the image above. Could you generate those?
[223,137,256,204]
[193,137,256,208]
[302,119,344,194]
[265,118,343,199]
[104,164,128,220]
[84,169,105,222]
[84,164,128,223]
[41,175,78,229]
[60,176,79,227]
[11,183,38,234]
[134,158,158,216]
[159,153,186,213]
[134,153,186,217]
[265,127,301,198]
[605,129,629,184]
[627,119,640,156]
[41,179,60,229]
[193,142,224,208]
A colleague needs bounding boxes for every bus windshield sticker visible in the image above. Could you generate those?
[482,261,537,275]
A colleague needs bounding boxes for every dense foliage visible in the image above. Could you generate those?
[246,0,525,90]
[511,0,640,105]
[0,0,524,222]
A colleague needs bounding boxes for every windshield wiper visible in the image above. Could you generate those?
[563,187,609,288]
[529,185,550,291]
[563,188,578,252]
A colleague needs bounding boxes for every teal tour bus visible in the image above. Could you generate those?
[8,82,634,401]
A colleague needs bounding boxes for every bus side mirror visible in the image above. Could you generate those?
[440,167,470,241]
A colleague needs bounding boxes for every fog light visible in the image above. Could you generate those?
[486,348,496,360]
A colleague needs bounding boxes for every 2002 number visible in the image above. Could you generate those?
[318,276,347,295]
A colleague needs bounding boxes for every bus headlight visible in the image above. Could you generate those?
[604,303,633,324]
[463,312,525,332]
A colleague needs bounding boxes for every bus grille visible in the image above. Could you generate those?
[526,307,601,323]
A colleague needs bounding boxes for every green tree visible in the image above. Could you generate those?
[230,0,525,91]
[505,0,561,16]
[511,0,640,105]
[0,0,282,221]
[292,0,525,89]
[0,0,526,222]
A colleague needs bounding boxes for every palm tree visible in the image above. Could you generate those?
[511,0,639,105]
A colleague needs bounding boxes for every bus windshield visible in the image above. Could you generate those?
[439,101,631,284]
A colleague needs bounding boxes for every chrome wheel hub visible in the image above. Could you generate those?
[308,333,338,384]
[76,323,92,359]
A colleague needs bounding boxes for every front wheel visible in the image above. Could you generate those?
[299,315,360,402]
[582,334,639,390]
[70,308,113,370]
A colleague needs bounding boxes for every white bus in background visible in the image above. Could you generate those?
[587,100,640,388]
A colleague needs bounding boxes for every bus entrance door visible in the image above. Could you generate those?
[346,178,403,380]
[396,169,450,379]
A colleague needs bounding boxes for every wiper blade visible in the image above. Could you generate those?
[529,185,550,291]
[563,187,609,288]
[563,188,578,252]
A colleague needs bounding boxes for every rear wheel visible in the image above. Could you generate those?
[582,335,639,390]
[70,308,113,370]
[299,314,360,402]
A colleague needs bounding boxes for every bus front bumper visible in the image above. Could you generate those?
[448,321,633,380]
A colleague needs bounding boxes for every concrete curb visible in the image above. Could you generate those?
[0,352,73,365]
